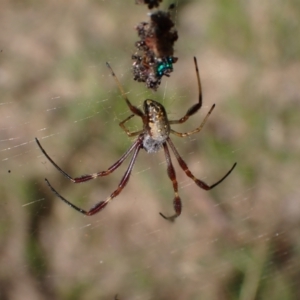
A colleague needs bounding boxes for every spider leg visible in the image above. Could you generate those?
[119,114,143,137]
[45,140,143,216]
[35,137,141,183]
[106,62,145,119]
[167,137,237,190]
[170,104,215,137]
[169,56,203,125]
[159,142,182,222]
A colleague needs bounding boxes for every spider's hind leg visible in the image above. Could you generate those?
[159,142,182,222]
[167,137,237,191]
[44,140,143,216]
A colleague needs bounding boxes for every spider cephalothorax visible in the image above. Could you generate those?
[36,57,236,221]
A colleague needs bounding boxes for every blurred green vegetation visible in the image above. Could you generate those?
[0,0,300,299]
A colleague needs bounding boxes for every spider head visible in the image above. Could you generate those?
[143,99,167,122]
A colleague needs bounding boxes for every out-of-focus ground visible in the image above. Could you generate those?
[0,0,300,299]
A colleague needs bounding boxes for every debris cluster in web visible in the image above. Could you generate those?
[132,1,178,90]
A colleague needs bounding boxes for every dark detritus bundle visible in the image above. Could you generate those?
[132,54,178,90]
[132,4,178,90]
[135,0,163,9]
[136,7,178,58]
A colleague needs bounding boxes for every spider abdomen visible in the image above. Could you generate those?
[143,134,164,153]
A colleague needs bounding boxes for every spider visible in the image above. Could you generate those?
[35,57,236,221]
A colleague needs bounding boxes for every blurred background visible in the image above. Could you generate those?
[1,0,300,299]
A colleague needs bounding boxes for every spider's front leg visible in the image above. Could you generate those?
[171,104,215,138]
[119,114,143,137]
[169,57,203,125]
[106,62,145,118]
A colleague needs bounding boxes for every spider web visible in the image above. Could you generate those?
[1,0,300,299]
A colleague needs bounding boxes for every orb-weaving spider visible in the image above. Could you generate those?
[35,57,236,221]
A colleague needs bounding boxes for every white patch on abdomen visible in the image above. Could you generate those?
[143,134,165,153]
